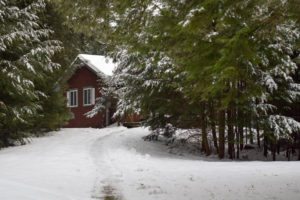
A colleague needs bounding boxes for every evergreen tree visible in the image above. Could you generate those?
[0,0,62,146]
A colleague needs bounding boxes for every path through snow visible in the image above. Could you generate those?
[0,128,113,200]
[0,127,300,200]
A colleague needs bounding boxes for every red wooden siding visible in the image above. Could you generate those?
[65,66,105,128]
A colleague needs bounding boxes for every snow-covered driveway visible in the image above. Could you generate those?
[0,127,300,200]
[0,128,117,200]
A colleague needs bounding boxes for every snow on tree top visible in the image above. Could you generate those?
[77,54,116,76]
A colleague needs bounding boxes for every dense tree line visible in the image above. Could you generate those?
[58,0,300,160]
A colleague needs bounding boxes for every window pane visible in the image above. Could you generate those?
[74,91,77,106]
[70,92,74,106]
[87,90,91,104]
[91,88,95,105]
[69,90,77,107]
[84,89,93,105]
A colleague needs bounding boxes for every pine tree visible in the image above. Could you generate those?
[0,0,62,146]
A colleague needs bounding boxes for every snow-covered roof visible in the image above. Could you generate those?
[77,54,116,76]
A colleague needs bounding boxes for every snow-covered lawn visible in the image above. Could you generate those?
[0,126,300,200]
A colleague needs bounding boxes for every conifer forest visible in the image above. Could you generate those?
[1,1,300,200]
[1,0,300,160]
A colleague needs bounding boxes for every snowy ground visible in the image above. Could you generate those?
[0,127,300,200]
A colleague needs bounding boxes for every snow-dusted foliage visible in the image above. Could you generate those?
[59,0,300,159]
[84,0,300,139]
[249,8,300,136]
[0,0,62,145]
[188,0,300,139]
[112,49,146,118]
[179,6,205,27]
[256,20,299,98]
[267,115,300,139]
[111,47,186,125]
[85,76,114,118]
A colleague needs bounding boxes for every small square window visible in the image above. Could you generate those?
[67,89,78,107]
[83,88,95,106]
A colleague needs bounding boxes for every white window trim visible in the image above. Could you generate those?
[67,89,78,108]
[83,87,95,106]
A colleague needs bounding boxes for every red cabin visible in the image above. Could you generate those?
[64,54,115,128]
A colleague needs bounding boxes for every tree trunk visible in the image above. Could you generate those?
[272,147,276,161]
[218,110,225,159]
[237,81,244,151]
[256,122,260,148]
[201,105,210,156]
[236,127,240,159]
[249,125,254,144]
[295,133,300,160]
[272,138,277,161]
[0,130,9,147]
[264,134,268,157]
[210,102,218,153]
[245,122,248,145]
[227,108,235,159]
[235,108,240,159]
[211,124,218,154]
[238,109,244,150]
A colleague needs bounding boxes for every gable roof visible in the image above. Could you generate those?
[72,54,116,77]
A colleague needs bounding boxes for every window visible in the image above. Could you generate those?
[67,89,78,107]
[83,88,95,106]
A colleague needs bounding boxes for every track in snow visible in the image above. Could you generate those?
[0,127,300,200]
[0,127,121,200]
